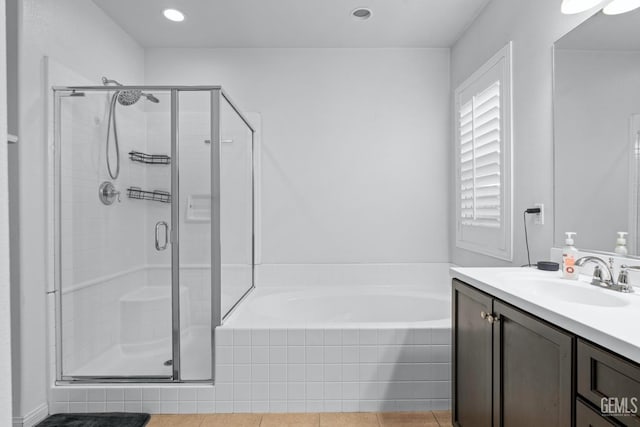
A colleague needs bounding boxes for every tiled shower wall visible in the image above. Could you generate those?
[50,326,451,414]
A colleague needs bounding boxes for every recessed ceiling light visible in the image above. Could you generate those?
[163,8,185,22]
[351,8,372,20]
[603,0,640,14]
[560,0,605,14]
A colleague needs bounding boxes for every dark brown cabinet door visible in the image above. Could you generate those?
[453,279,494,427]
[493,301,573,427]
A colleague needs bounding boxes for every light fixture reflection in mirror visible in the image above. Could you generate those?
[603,0,640,14]
[561,0,605,14]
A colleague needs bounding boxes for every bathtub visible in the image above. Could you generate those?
[223,286,450,328]
[215,285,452,413]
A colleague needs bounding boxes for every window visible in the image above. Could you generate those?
[455,42,512,260]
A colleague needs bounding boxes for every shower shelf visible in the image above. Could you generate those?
[126,187,171,204]
[128,151,171,165]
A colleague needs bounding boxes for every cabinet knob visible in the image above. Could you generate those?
[481,311,499,324]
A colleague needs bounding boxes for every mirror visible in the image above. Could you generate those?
[554,8,640,256]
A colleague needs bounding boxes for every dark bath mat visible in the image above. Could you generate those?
[36,412,150,427]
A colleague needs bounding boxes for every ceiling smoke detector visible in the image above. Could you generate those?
[351,8,372,20]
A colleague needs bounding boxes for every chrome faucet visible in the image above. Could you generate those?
[575,256,615,285]
[575,256,634,293]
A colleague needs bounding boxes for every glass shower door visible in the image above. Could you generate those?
[176,89,213,381]
[55,85,254,383]
[56,88,175,380]
[220,94,254,318]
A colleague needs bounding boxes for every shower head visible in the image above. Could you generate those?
[116,90,160,105]
[103,76,160,105]
[117,89,142,106]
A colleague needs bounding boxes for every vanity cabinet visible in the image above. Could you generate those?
[453,279,573,427]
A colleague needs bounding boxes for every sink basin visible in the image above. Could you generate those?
[502,276,630,308]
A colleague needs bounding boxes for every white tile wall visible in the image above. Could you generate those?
[216,326,451,412]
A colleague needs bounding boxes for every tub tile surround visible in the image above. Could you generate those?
[214,327,451,413]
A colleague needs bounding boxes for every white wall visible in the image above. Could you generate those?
[17,0,144,421]
[0,0,12,423]
[555,49,640,253]
[145,48,451,265]
[450,0,599,267]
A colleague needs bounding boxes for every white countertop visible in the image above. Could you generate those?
[451,267,640,364]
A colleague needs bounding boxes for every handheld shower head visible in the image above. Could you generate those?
[117,89,142,106]
[116,90,160,106]
[102,76,161,181]
[143,93,160,103]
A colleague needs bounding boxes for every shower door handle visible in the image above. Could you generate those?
[155,221,169,251]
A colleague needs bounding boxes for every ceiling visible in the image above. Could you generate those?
[556,8,640,51]
[92,0,491,48]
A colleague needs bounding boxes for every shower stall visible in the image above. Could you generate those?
[52,85,255,383]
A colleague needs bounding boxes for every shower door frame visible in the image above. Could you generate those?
[52,86,256,384]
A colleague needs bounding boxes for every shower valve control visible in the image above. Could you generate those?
[98,181,121,205]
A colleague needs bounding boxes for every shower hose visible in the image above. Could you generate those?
[105,92,120,180]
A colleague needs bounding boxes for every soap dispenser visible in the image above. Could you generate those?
[562,232,579,280]
[615,232,629,255]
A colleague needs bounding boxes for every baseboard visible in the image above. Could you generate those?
[12,403,48,427]
[255,262,453,289]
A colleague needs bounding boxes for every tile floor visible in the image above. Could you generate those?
[146,411,452,426]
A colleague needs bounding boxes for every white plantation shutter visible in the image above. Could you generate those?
[459,81,501,228]
[455,43,512,261]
